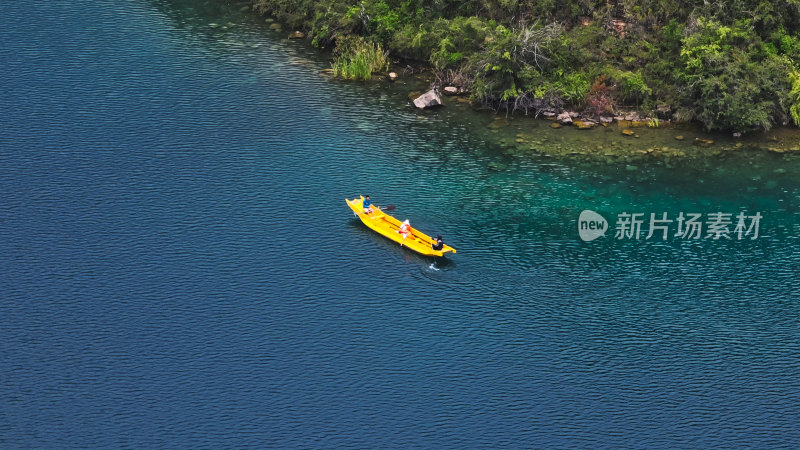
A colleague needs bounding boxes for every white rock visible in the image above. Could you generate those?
[413,89,442,109]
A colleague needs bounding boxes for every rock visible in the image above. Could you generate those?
[656,104,672,119]
[610,19,628,36]
[599,116,614,123]
[626,164,638,172]
[541,110,557,117]
[621,129,635,136]
[556,112,572,124]
[694,138,714,147]
[265,18,275,23]
[288,31,305,39]
[569,111,580,118]
[675,135,684,141]
[269,23,282,32]
[388,72,398,81]
[733,132,742,138]
[550,122,562,129]
[443,86,458,95]
[488,118,510,129]
[574,120,597,129]
[413,89,442,109]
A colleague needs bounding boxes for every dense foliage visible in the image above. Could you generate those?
[253,0,800,132]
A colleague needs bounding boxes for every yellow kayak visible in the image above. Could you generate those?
[346,196,457,257]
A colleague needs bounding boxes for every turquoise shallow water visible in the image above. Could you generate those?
[2,0,800,447]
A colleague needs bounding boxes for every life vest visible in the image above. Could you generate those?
[398,221,411,238]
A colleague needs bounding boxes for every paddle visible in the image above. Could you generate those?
[380,205,396,211]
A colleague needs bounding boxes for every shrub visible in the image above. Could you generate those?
[554,71,591,104]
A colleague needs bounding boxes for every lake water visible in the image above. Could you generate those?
[2,0,800,447]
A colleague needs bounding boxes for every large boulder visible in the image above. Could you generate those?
[413,89,442,109]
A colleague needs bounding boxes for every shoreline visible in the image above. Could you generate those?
[252,0,800,136]
[263,11,800,162]
[322,64,800,163]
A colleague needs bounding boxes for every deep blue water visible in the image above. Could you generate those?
[2,1,800,447]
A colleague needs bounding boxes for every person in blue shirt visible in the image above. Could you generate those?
[362,195,375,217]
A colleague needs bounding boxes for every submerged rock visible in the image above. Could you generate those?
[621,129,635,136]
[288,31,305,39]
[488,117,510,129]
[574,120,597,129]
[388,72,398,81]
[550,122,562,129]
[413,89,442,109]
[675,135,685,141]
[269,23,282,32]
[694,138,714,147]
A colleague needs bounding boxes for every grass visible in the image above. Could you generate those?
[331,39,389,81]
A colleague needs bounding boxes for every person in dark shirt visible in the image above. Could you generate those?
[431,234,444,250]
